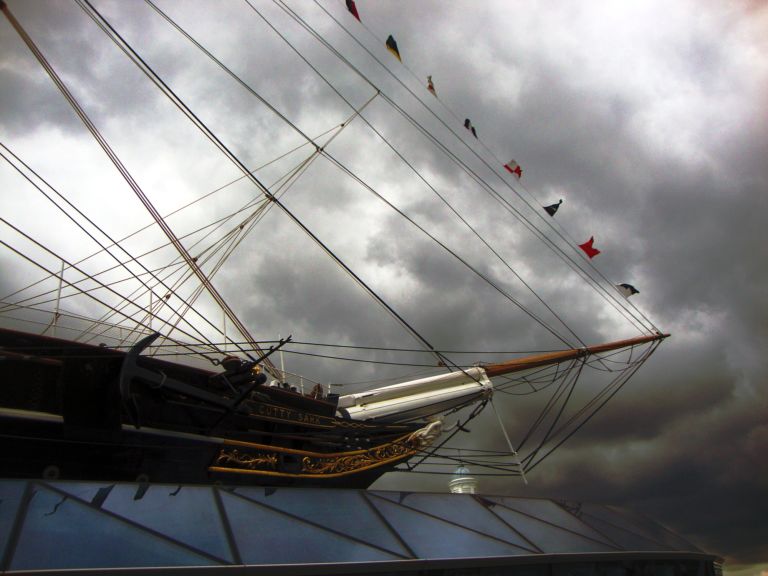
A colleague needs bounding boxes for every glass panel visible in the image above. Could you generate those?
[100,484,233,562]
[48,480,111,504]
[234,487,410,557]
[368,495,530,559]
[368,490,414,504]
[220,490,400,564]
[489,505,614,554]
[575,512,663,551]
[10,485,219,570]
[0,480,27,561]
[602,505,700,551]
[487,497,616,546]
[393,493,536,551]
[579,504,681,549]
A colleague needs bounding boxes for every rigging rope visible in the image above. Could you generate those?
[309,0,657,334]
[246,0,577,347]
[0,143,227,349]
[0,220,220,360]
[77,0,453,372]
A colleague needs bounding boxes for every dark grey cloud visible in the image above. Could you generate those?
[1,0,765,571]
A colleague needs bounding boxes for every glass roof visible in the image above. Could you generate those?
[0,480,704,572]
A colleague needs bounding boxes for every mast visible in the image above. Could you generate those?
[483,333,668,378]
[0,0,277,374]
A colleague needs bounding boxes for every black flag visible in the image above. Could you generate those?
[544,199,563,217]
[617,283,639,297]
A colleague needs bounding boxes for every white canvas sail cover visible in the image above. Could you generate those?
[336,367,493,422]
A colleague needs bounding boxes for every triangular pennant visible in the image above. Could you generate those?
[385,35,401,62]
[345,0,360,21]
[578,236,600,259]
[544,199,562,216]
[427,75,436,96]
[504,159,523,179]
[617,283,639,297]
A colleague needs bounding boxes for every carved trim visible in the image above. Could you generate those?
[215,449,277,470]
[209,421,442,479]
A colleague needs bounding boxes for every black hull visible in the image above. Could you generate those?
[0,328,422,488]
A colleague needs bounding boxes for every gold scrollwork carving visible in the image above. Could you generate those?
[301,432,421,475]
[215,448,278,470]
[210,420,442,478]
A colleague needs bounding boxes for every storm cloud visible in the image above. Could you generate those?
[1,0,765,571]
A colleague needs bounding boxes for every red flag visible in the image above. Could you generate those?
[504,160,522,179]
[578,236,601,259]
[346,0,360,21]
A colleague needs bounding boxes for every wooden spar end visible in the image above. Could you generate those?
[483,332,668,378]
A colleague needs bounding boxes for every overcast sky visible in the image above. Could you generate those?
[1,0,766,572]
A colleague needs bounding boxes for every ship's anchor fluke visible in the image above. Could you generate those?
[118,332,271,430]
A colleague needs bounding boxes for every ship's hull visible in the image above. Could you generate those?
[0,328,426,488]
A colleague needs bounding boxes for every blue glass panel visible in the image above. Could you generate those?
[368,495,530,559]
[392,493,536,551]
[220,490,400,564]
[0,480,27,561]
[100,484,232,562]
[487,497,616,547]
[489,504,614,554]
[601,505,699,551]
[368,490,413,503]
[48,480,110,504]
[575,511,665,551]
[10,485,220,570]
[233,487,410,558]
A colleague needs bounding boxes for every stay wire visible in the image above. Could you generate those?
[2,1,274,361]
[543,344,657,446]
[82,147,319,341]
[519,357,586,468]
[515,358,582,453]
[298,1,650,337]
[311,0,654,334]
[77,123,340,342]
[524,341,660,473]
[0,221,219,360]
[253,0,574,347]
[142,140,332,351]
[0,142,226,350]
[0,121,340,310]
[0,192,268,319]
[405,398,489,472]
[79,0,451,371]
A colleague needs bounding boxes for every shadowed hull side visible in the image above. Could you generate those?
[0,327,426,488]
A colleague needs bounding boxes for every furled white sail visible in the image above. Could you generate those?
[336,367,493,422]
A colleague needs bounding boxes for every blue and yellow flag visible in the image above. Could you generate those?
[386,35,402,62]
